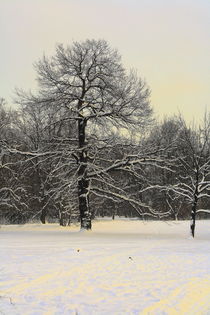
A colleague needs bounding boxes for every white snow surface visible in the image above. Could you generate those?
[1,219,210,314]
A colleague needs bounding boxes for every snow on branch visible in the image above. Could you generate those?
[91,186,170,218]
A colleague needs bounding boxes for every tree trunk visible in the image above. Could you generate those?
[190,173,199,238]
[40,192,47,224]
[190,196,198,238]
[40,207,47,224]
[78,117,91,230]
[112,204,116,220]
[78,177,91,229]
[59,212,66,226]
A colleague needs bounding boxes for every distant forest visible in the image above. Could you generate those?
[0,39,209,237]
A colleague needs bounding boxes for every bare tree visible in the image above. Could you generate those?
[167,115,210,237]
[0,99,29,223]
[16,39,153,229]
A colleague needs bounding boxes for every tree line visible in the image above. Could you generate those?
[0,39,209,236]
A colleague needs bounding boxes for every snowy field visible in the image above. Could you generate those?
[1,219,210,315]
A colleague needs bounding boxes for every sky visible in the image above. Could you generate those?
[0,0,209,123]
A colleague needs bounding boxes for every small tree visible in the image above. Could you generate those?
[168,115,210,237]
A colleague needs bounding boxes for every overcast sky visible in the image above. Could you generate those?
[0,0,209,122]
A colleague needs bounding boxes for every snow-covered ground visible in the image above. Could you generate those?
[1,219,210,315]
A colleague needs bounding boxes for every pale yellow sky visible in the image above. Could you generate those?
[0,0,209,122]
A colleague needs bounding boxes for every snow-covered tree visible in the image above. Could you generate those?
[167,115,210,237]
[13,99,78,224]
[16,39,153,229]
[0,99,29,223]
